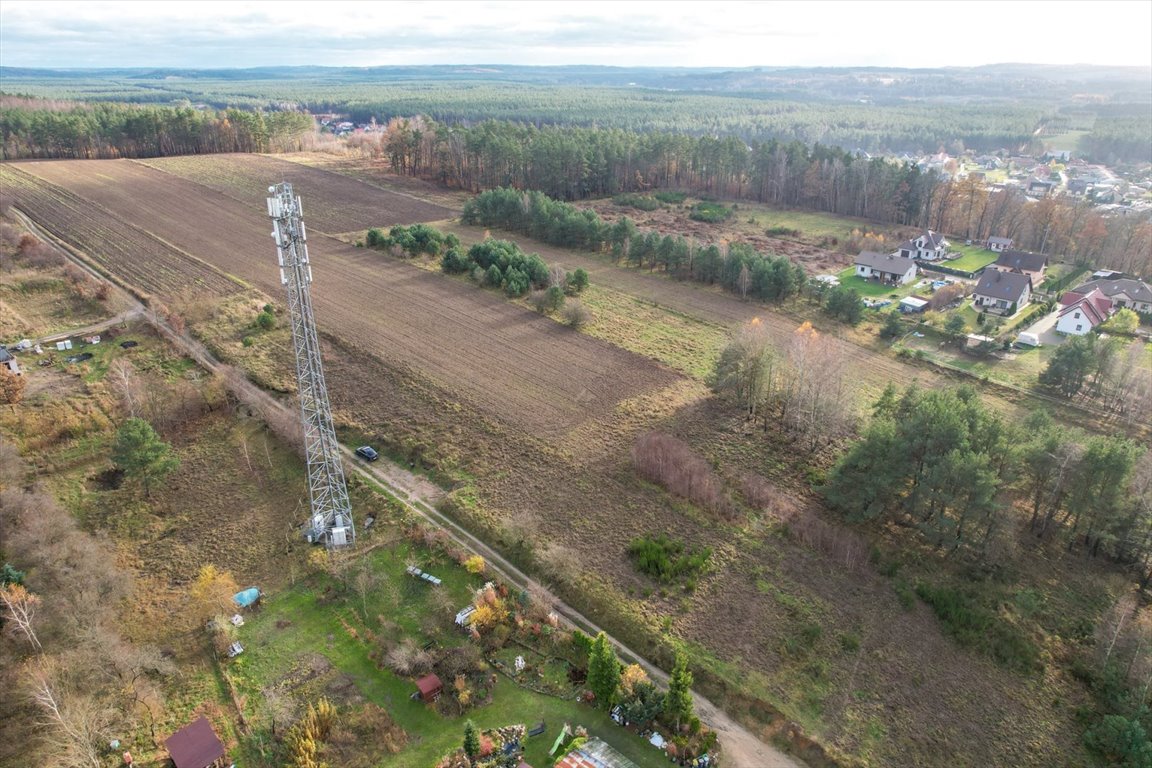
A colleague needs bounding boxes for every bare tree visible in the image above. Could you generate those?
[631,432,732,519]
[712,317,777,419]
[1098,593,1139,668]
[0,583,42,650]
[780,322,854,450]
[108,360,143,419]
[352,562,378,619]
[29,663,118,768]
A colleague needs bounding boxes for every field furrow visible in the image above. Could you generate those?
[135,153,454,234]
[1,163,242,299]
[8,158,682,439]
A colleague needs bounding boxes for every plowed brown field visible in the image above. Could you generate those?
[0,163,242,299]
[137,153,454,234]
[8,158,681,439]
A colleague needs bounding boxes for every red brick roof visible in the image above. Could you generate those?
[1058,289,1111,326]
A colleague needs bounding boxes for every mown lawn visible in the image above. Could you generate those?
[836,268,922,300]
[944,244,999,273]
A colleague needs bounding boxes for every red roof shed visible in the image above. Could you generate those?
[415,673,443,701]
[165,716,225,768]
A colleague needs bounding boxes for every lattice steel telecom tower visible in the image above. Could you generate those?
[267,182,354,548]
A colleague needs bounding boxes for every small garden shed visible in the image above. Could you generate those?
[415,673,443,701]
[165,716,226,768]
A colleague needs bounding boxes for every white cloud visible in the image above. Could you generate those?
[0,0,1149,69]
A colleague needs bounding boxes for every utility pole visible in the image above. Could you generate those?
[267,183,354,548]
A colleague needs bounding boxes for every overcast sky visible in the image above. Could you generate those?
[1,0,1150,70]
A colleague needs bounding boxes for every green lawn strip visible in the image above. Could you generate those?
[232,569,668,767]
[835,269,918,300]
[943,244,998,273]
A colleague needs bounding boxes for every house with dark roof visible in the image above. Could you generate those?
[1056,287,1113,335]
[1067,179,1092,196]
[988,249,1047,284]
[973,270,1032,314]
[1071,278,1152,314]
[1026,178,1055,198]
[165,716,226,768]
[896,229,950,261]
[985,236,1014,252]
[854,251,917,285]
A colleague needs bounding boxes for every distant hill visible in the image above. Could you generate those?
[2,63,1149,104]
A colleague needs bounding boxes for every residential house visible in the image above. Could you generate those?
[1026,178,1055,198]
[896,229,950,261]
[988,249,1047,285]
[1056,287,1113,335]
[165,716,227,768]
[985,236,1014,252]
[1070,278,1152,314]
[973,270,1032,314]
[1067,179,1092,196]
[854,251,917,285]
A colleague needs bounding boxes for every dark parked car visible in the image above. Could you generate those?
[355,446,379,461]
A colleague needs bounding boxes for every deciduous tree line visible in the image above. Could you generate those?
[712,319,854,451]
[0,449,174,767]
[924,176,1151,277]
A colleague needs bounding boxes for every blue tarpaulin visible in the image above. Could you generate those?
[233,588,260,608]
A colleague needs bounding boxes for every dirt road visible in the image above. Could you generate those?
[28,308,143,346]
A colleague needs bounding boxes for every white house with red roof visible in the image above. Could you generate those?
[1056,287,1113,335]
